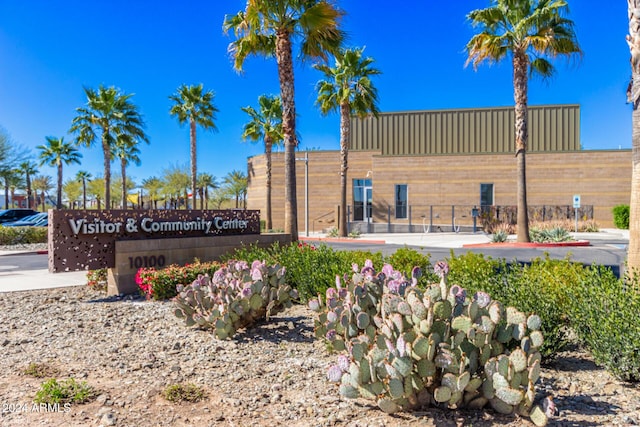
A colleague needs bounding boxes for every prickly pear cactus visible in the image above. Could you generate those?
[173,260,298,339]
[307,260,421,352]
[318,260,550,426]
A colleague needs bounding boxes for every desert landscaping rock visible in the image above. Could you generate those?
[0,285,639,426]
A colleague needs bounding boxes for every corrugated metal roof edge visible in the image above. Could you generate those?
[362,103,580,117]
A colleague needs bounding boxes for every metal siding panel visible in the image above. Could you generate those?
[405,114,411,155]
[508,108,515,153]
[418,114,426,154]
[530,108,539,151]
[446,112,452,154]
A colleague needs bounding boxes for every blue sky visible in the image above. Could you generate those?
[0,1,630,187]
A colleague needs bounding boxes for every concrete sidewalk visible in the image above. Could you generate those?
[0,268,88,293]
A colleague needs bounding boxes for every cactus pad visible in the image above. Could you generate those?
[529,404,548,427]
[434,385,452,403]
[495,387,524,406]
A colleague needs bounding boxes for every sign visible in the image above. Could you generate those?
[48,209,260,272]
[573,195,581,209]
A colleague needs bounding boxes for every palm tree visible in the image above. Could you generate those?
[70,85,148,210]
[37,136,82,209]
[32,174,54,211]
[315,47,381,237]
[17,160,38,209]
[142,176,163,209]
[197,172,218,210]
[241,95,283,229]
[169,84,219,210]
[113,134,142,209]
[75,171,92,209]
[223,170,248,209]
[465,0,581,242]
[224,0,345,240]
[629,0,640,274]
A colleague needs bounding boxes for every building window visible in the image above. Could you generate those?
[480,183,494,209]
[353,179,372,221]
[395,184,408,219]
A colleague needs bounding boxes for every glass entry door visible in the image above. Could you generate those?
[353,179,372,221]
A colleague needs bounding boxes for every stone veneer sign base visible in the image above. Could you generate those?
[108,234,291,295]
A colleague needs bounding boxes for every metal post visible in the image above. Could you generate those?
[304,152,308,237]
[295,151,309,237]
[451,205,455,232]
[429,205,433,233]
[387,205,391,232]
[409,205,412,233]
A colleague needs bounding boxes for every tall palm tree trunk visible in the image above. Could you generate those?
[628,0,640,275]
[513,50,530,243]
[26,172,32,209]
[190,119,197,210]
[56,163,63,209]
[82,180,87,209]
[265,139,273,231]
[339,103,350,237]
[121,159,128,209]
[276,30,299,241]
[630,101,640,274]
[102,133,111,210]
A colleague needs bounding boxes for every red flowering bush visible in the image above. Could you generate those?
[297,241,316,250]
[136,260,220,300]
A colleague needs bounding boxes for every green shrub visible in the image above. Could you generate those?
[34,378,96,405]
[447,252,503,294]
[348,228,361,238]
[386,246,435,287]
[613,204,630,229]
[221,242,277,265]
[491,229,508,243]
[273,243,382,302]
[529,226,572,243]
[163,383,206,403]
[448,253,582,358]
[0,225,48,245]
[568,266,640,382]
[23,362,60,378]
[327,227,339,237]
[136,259,221,300]
[496,257,583,358]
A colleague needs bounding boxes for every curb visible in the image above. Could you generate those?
[463,240,591,248]
[299,236,387,245]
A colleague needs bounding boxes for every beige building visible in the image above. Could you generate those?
[246,105,630,232]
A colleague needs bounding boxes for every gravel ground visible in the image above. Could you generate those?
[0,285,639,427]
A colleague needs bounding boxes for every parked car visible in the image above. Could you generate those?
[3,212,47,227]
[0,209,38,224]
